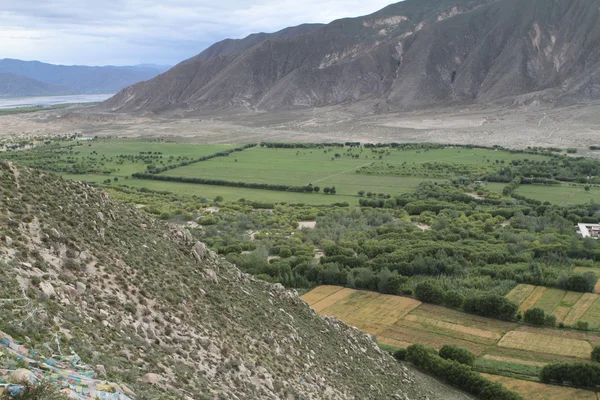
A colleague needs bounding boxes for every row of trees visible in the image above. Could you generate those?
[133,173,338,195]
[146,144,256,174]
[399,344,523,400]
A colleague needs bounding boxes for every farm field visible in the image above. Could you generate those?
[482,374,599,400]
[4,137,599,205]
[302,285,600,399]
[515,184,600,205]
[506,284,600,328]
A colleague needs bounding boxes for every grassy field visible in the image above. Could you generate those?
[482,373,598,400]
[5,138,598,205]
[302,285,600,399]
[506,284,600,328]
[515,184,600,205]
[158,146,439,197]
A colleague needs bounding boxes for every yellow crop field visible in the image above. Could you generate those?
[411,304,517,335]
[533,289,567,314]
[300,285,343,305]
[323,291,420,335]
[482,355,547,367]
[380,323,490,355]
[563,293,598,326]
[561,291,584,307]
[304,288,422,335]
[497,331,592,358]
[552,306,571,324]
[519,286,547,312]
[309,288,355,312]
[403,314,501,340]
[482,373,597,400]
[506,284,536,305]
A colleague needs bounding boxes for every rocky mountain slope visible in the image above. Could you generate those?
[104,0,600,113]
[0,160,473,399]
[0,59,169,96]
[0,72,72,97]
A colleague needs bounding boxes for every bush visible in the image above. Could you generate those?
[393,348,407,361]
[414,282,444,304]
[592,346,600,363]
[575,320,590,331]
[523,308,545,325]
[444,291,465,308]
[405,344,523,400]
[540,362,600,387]
[463,294,517,320]
[438,345,475,366]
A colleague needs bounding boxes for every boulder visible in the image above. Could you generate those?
[204,269,218,284]
[76,282,87,294]
[5,236,12,246]
[192,241,207,261]
[96,364,107,378]
[138,373,163,385]
[39,282,56,298]
[9,369,35,383]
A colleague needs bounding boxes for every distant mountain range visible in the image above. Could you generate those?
[0,59,171,97]
[104,0,600,113]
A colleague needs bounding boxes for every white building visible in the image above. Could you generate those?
[577,223,600,239]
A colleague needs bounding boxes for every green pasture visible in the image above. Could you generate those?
[515,185,600,205]
[375,147,549,165]
[62,173,357,204]
[56,139,231,177]
[158,146,438,197]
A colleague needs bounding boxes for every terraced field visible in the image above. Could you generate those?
[506,284,600,328]
[302,285,600,400]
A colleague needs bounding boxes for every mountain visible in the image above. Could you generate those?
[0,59,170,96]
[104,0,600,113]
[0,160,473,399]
[0,72,72,97]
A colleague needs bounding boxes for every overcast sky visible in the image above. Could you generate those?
[0,0,396,67]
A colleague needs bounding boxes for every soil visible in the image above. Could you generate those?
[2,101,600,154]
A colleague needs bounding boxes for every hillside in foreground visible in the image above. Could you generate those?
[0,160,474,399]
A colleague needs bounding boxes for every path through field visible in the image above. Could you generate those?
[312,162,372,183]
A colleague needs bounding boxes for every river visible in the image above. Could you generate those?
[0,93,114,109]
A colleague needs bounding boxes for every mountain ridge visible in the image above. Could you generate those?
[0,59,170,96]
[0,72,72,97]
[103,0,600,113]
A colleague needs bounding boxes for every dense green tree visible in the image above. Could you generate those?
[415,282,444,304]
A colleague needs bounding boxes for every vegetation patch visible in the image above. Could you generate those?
[497,331,592,358]
[483,373,597,400]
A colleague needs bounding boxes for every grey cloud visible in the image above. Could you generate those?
[0,0,396,65]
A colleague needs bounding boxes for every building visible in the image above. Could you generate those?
[577,223,600,239]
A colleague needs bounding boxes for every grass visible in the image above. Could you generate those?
[518,287,547,313]
[533,289,567,314]
[474,357,542,378]
[6,138,596,206]
[563,293,598,326]
[482,373,598,400]
[497,331,592,358]
[580,296,600,330]
[506,284,536,306]
[158,146,439,197]
[515,184,600,205]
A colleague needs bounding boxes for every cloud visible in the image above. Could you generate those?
[0,0,397,66]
